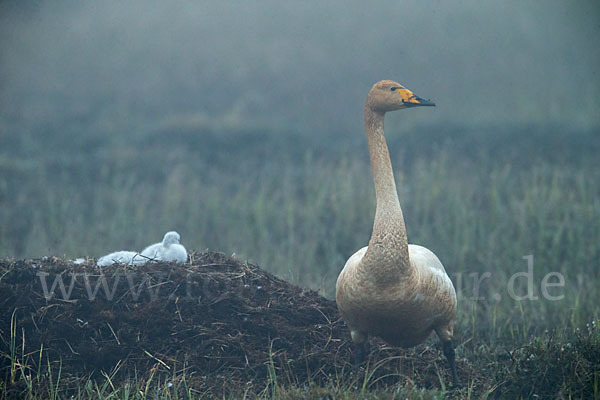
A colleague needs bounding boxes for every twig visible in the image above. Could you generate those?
[107,322,120,345]
[144,350,170,370]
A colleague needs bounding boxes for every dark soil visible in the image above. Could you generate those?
[0,252,472,397]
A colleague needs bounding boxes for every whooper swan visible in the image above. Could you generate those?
[335,80,458,385]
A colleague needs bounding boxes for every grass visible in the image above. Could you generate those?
[2,320,599,399]
[1,124,599,398]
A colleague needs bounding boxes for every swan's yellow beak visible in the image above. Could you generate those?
[402,92,436,107]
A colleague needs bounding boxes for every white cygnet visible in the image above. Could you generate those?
[97,251,143,267]
[140,231,188,264]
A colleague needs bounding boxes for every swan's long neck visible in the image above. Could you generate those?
[361,106,411,280]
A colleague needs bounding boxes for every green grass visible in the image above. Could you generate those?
[1,125,599,397]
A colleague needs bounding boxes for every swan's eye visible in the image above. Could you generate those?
[390,87,397,91]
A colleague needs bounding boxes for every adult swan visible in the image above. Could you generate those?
[336,80,458,386]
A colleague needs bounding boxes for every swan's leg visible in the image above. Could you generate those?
[442,340,458,387]
[354,341,367,367]
[436,326,459,387]
[350,330,368,368]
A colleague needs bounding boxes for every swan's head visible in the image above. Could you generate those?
[366,80,435,113]
[162,231,181,246]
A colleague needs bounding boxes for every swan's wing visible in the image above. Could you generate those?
[336,246,368,291]
[408,244,457,304]
[408,244,448,273]
[342,246,367,273]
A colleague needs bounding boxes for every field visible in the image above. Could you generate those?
[1,121,599,398]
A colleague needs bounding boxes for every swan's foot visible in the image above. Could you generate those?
[442,340,459,388]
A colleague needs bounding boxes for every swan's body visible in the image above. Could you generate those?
[338,244,456,347]
[335,80,458,385]
[97,250,142,267]
[140,231,188,264]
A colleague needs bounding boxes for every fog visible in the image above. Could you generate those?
[1,4,599,396]
[1,0,599,138]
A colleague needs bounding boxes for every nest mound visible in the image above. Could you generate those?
[0,252,461,397]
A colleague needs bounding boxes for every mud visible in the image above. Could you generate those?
[0,252,463,396]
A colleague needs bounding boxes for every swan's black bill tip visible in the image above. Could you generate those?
[417,99,436,107]
[403,96,436,107]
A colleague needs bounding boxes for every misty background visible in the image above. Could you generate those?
[2,0,599,136]
[1,3,600,396]
[0,1,599,297]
